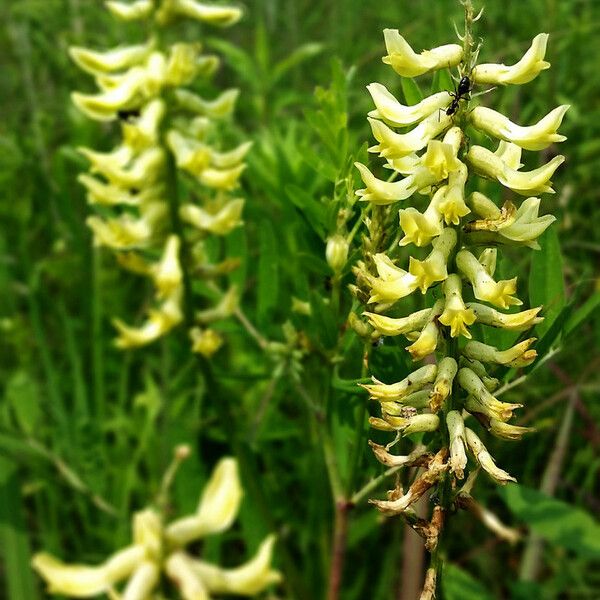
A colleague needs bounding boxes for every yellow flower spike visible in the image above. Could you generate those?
[472,33,550,85]
[464,428,516,484]
[181,198,245,235]
[467,144,565,196]
[363,307,431,337]
[406,300,444,361]
[367,83,451,127]
[360,364,438,402]
[398,186,445,247]
[382,29,463,77]
[121,99,166,150]
[165,457,243,546]
[32,546,145,597]
[469,105,569,151]
[167,130,212,174]
[185,535,282,596]
[368,113,452,160]
[86,215,153,250]
[488,419,535,440]
[439,274,476,339]
[447,411,468,479]
[463,338,538,368]
[365,253,419,304]
[436,162,470,225]
[189,327,224,357]
[69,40,155,75]
[160,0,243,27]
[174,89,240,119]
[467,303,543,331]
[456,249,522,309]
[105,0,154,21]
[409,227,456,293]
[429,357,458,413]
[152,236,182,298]
[165,552,210,600]
[354,161,437,205]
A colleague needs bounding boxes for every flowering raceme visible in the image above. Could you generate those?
[71,0,249,353]
[33,451,281,599]
[352,10,566,597]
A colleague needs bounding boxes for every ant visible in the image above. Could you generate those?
[446,74,473,116]
[117,108,141,123]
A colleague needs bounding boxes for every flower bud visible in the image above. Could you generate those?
[467,303,543,331]
[439,274,476,338]
[406,300,444,360]
[429,356,457,412]
[364,307,431,337]
[463,338,537,368]
[447,411,467,479]
[360,364,437,402]
[365,253,418,304]
[326,234,350,273]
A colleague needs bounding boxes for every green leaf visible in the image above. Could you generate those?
[565,291,600,336]
[272,43,324,85]
[400,77,424,104]
[0,457,39,599]
[529,227,565,337]
[442,563,494,600]
[4,370,41,435]
[256,221,279,330]
[499,484,600,558]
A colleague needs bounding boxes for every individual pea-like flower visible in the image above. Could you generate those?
[439,274,476,339]
[33,454,282,598]
[382,29,463,77]
[70,0,250,352]
[352,16,566,581]
[466,143,564,196]
[471,33,550,85]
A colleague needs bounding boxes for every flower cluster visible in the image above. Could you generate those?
[71,0,249,353]
[33,452,281,599]
[353,25,566,545]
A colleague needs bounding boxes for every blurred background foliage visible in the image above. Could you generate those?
[0,0,599,599]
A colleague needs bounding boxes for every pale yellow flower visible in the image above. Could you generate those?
[69,39,154,75]
[174,88,240,119]
[382,29,462,77]
[181,198,245,235]
[106,0,153,21]
[472,33,550,85]
[360,364,437,402]
[409,227,456,293]
[447,410,467,479]
[363,307,431,337]
[463,338,538,368]
[190,327,224,358]
[465,428,516,484]
[439,274,476,338]
[365,253,419,304]
[467,303,543,331]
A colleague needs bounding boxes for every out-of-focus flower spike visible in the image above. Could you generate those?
[463,338,537,368]
[439,274,476,339]
[162,0,243,27]
[195,286,238,324]
[468,303,543,331]
[360,364,437,402]
[465,428,516,484]
[86,215,153,250]
[447,410,468,479]
[367,83,451,127]
[211,141,253,169]
[105,0,154,21]
[429,357,457,412]
[472,33,550,85]
[198,164,246,190]
[152,235,182,298]
[363,308,431,337]
[409,227,456,293]
[69,40,155,75]
[467,144,565,196]
[469,105,569,151]
[121,99,166,150]
[382,29,463,77]
[120,561,160,600]
[457,249,522,309]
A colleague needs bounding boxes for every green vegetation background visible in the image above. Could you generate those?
[0,0,599,599]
